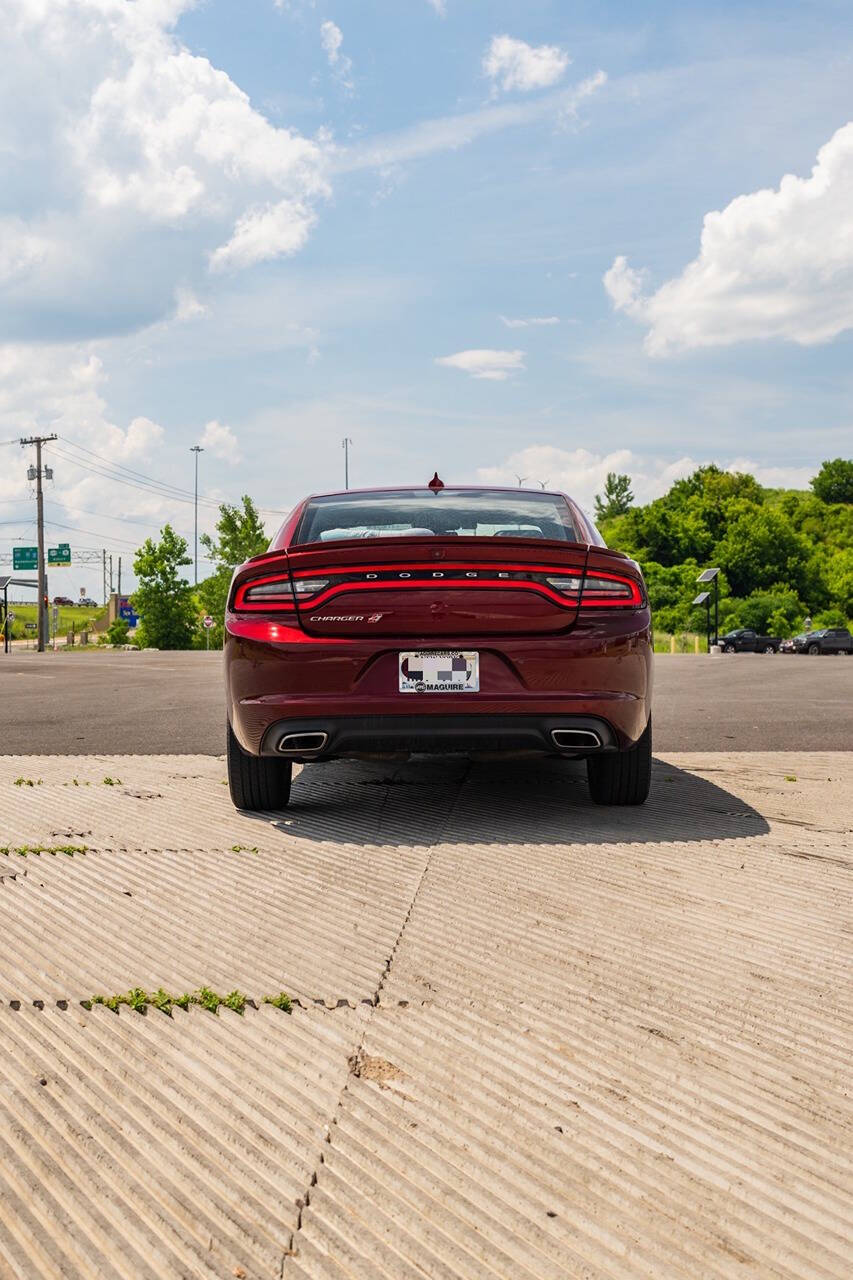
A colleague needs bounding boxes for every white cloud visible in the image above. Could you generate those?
[435,349,526,381]
[209,198,317,272]
[335,71,606,172]
[426,0,447,14]
[477,446,816,512]
[0,0,329,340]
[0,218,54,285]
[199,419,241,464]
[483,35,570,95]
[173,286,207,322]
[0,340,167,522]
[499,315,560,328]
[604,121,853,355]
[320,19,353,90]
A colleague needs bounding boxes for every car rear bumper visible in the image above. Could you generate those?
[258,713,620,760]
[225,614,653,757]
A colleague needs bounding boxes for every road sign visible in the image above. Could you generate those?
[47,544,71,566]
[12,546,37,570]
[25,622,37,631]
[118,596,139,628]
[203,615,215,629]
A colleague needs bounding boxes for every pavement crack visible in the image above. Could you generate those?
[282,761,471,1267]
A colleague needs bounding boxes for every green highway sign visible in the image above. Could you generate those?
[12,546,37,570]
[47,543,71,566]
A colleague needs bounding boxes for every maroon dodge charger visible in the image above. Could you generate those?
[225,480,653,810]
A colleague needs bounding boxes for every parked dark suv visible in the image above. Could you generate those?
[800,628,852,655]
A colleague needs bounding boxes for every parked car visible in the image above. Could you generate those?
[78,596,99,608]
[225,482,653,811]
[720,628,781,653]
[799,627,853,655]
[52,595,74,606]
[779,636,800,653]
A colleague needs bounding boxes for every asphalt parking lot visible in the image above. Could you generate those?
[1,649,852,753]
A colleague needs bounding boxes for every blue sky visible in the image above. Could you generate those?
[1,0,852,594]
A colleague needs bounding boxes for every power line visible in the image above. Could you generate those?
[48,445,218,509]
[55,437,215,504]
[52,436,289,516]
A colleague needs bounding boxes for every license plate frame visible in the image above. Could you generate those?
[399,650,479,693]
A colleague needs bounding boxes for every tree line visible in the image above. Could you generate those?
[595,458,853,636]
[120,458,852,648]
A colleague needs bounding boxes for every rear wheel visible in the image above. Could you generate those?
[763,644,775,653]
[227,721,292,811]
[587,718,652,806]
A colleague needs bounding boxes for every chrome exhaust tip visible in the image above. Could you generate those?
[277,731,329,754]
[551,728,602,750]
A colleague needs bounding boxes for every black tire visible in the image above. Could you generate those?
[587,718,652,806]
[227,721,292,811]
[723,644,735,653]
[763,645,775,654]
[807,644,820,655]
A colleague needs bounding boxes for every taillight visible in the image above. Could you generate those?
[546,571,643,608]
[234,575,329,610]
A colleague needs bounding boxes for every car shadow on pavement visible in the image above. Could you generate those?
[244,755,770,846]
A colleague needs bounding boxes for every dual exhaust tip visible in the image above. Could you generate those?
[550,728,601,750]
[277,731,328,755]
[277,727,601,755]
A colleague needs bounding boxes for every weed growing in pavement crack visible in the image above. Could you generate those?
[81,986,282,1017]
[0,844,87,857]
[102,776,122,786]
[230,844,259,854]
[13,777,42,787]
[263,992,293,1012]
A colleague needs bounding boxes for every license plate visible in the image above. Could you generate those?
[399,650,479,693]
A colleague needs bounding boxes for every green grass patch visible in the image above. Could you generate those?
[4,601,107,641]
[653,631,708,654]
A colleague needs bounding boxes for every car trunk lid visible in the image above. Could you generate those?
[286,536,590,637]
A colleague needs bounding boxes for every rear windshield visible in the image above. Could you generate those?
[295,489,579,545]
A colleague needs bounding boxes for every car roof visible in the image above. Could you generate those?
[301,485,571,501]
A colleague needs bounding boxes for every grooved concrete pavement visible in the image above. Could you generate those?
[1,751,851,1278]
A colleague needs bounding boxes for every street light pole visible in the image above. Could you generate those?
[190,445,204,585]
[342,437,352,490]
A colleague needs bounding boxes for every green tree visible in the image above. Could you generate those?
[197,496,268,648]
[713,507,811,597]
[106,616,130,647]
[594,472,634,522]
[811,458,853,505]
[132,525,197,650]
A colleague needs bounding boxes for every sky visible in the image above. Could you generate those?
[1,0,852,598]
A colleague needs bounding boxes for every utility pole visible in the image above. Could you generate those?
[20,434,57,652]
[102,549,107,605]
[117,556,122,603]
[190,445,203,585]
[342,437,353,490]
[109,554,113,598]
